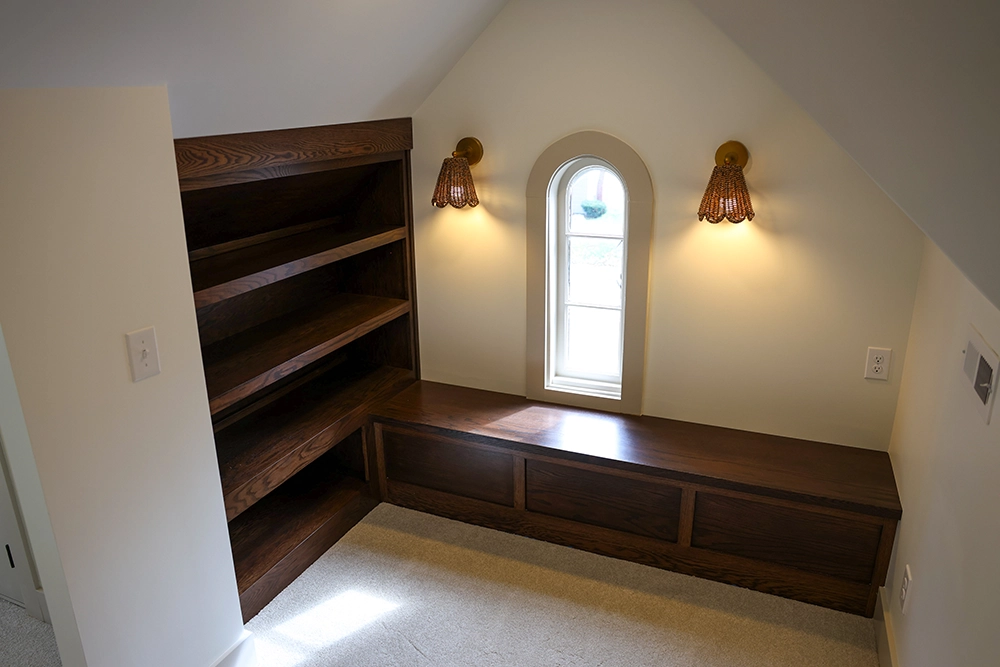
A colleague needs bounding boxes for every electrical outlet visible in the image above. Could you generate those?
[865,347,892,380]
[899,564,913,614]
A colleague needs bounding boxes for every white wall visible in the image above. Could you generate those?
[885,240,1000,666]
[0,0,506,138]
[0,87,248,667]
[689,0,1000,311]
[0,323,86,664]
[411,0,925,450]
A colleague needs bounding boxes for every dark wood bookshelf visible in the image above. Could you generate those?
[175,118,412,192]
[202,294,410,415]
[175,118,418,621]
[191,223,407,308]
[227,449,377,621]
[217,362,412,520]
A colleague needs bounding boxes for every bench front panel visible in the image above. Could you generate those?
[691,493,884,583]
[381,425,515,507]
[373,418,897,617]
[526,459,682,542]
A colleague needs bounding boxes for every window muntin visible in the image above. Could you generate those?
[548,158,628,398]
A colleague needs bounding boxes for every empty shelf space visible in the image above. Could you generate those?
[191,223,407,308]
[217,363,413,520]
[228,462,376,621]
[229,473,365,592]
[203,294,410,415]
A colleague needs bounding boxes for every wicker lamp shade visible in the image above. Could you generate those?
[432,156,479,209]
[698,164,754,223]
[698,140,754,224]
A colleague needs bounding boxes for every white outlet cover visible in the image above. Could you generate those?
[963,325,998,424]
[899,564,913,614]
[865,347,892,381]
[125,327,161,383]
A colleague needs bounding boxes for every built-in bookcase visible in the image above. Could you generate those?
[174,118,418,621]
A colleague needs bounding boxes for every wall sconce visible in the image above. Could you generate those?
[698,140,755,223]
[432,137,484,209]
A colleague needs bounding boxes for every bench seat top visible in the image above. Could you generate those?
[372,381,902,519]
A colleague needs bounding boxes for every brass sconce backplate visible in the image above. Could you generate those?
[453,137,484,167]
[715,140,749,168]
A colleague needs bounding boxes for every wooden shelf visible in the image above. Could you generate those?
[175,118,413,192]
[178,119,419,622]
[202,294,410,415]
[228,462,376,622]
[191,223,407,308]
[217,363,412,520]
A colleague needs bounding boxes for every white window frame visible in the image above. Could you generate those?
[547,157,628,399]
[526,131,653,414]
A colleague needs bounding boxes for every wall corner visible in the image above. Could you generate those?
[210,630,256,667]
[874,586,900,667]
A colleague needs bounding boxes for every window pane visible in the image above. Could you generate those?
[564,306,622,378]
[568,237,623,307]
[568,166,625,236]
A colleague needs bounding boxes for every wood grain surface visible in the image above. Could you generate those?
[195,262,341,348]
[381,426,515,507]
[526,459,682,542]
[372,380,902,617]
[180,151,405,192]
[178,117,419,624]
[372,381,902,518]
[188,218,341,262]
[386,480,873,615]
[175,118,412,189]
[217,363,413,520]
[202,294,410,414]
[690,492,883,583]
[192,224,406,308]
[228,463,368,594]
[181,163,382,251]
[231,461,376,621]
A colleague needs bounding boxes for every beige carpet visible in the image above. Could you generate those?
[0,596,61,666]
[247,503,879,667]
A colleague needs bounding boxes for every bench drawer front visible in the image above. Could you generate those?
[381,426,515,507]
[691,493,883,583]
[526,460,682,542]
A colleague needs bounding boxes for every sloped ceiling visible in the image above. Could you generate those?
[6,0,998,307]
[689,0,1000,307]
[0,0,508,138]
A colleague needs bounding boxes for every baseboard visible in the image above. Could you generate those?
[33,587,50,623]
[211,629,256,667]
[874,586,900,667]
[0,587,47,623]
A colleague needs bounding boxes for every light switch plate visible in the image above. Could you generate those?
[125,327,161,383]
[963,325,998,424]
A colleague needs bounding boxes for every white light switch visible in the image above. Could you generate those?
[126,327,161,383]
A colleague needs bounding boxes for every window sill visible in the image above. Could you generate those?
[546,376,622,401]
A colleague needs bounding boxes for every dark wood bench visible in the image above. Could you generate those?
[369,381,901,617]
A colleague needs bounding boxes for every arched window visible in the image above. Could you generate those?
[527,132,652,414]
[550,158,628,395]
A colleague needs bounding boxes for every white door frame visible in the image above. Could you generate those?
[0,437,45,619]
